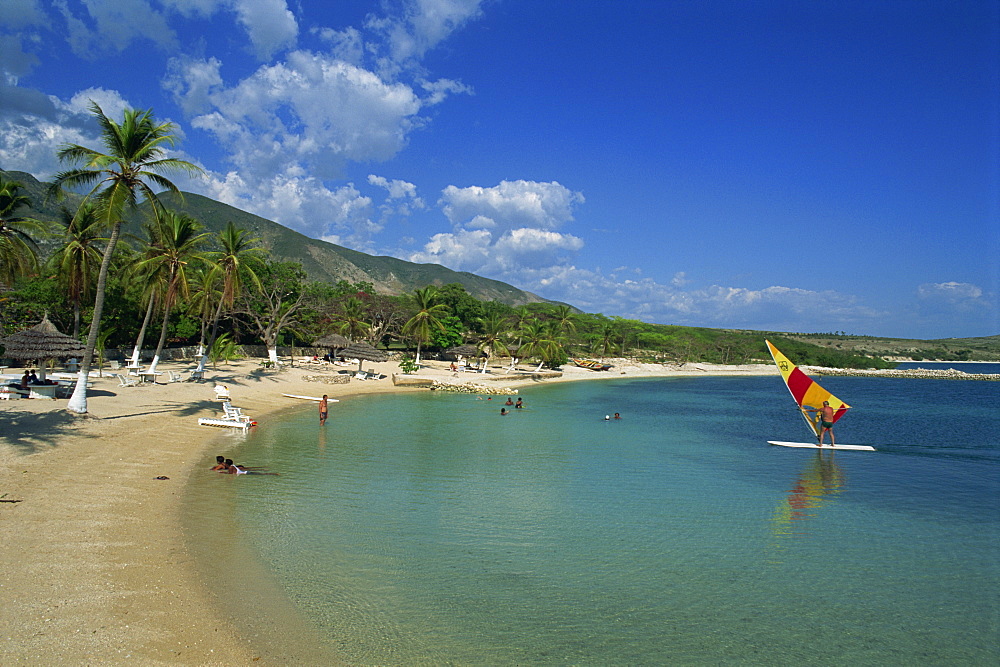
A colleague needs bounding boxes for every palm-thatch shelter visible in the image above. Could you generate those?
[338,341,388,372]
[0,315,86,381]
[314,333,352,359]
[443,344,484,360]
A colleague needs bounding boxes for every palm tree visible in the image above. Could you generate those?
[335,296,372,342]
[50,102,202,413]
[593,321,619,360]
[193,221,265,376]
[133,210,210,374]
[475,312,510,373]
[47,203,106,338]
[401,286,448,364]
[0,177,46,285]
[518,318,561,372]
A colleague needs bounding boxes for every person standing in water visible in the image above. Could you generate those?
[319,395,329,425]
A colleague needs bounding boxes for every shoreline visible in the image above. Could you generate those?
[9,355,987,663]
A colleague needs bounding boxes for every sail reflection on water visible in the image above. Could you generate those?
[771,452,844,537]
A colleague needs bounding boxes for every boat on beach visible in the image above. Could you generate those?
[572,358,614,371]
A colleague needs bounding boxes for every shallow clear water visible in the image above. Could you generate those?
[186,375,1000,664]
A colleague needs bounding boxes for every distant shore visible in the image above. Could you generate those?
[2,354,988,663]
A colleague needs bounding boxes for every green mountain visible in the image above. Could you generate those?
[1,168,551,306]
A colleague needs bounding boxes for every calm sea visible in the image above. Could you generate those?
[184,369,1000,665]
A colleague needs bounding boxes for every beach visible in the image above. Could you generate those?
[0,357,775,664]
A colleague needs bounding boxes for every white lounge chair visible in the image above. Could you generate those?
[214,384,231,401]
[354,371,369,380]
[116,373,138,387]
[109,360,121,370]
[221,401,252,423]
[167,371,182,382]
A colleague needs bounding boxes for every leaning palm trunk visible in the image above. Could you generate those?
[67,223,121,414]
[147,298,172,374]
[194,297,226,375]
[130,292,156,367]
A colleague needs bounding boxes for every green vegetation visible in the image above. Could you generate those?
[1,106,997,393]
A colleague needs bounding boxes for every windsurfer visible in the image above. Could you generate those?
[812,401,836,447]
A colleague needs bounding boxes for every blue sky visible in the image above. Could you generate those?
[1,0,997,339]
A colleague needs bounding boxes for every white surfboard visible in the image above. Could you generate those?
[282,394,340,402]
[768,441,876,452]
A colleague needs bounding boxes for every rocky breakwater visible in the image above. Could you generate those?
[429,380,518,395]
[807,367,1000,381]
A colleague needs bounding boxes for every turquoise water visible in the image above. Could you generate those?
[187,375,1000,664]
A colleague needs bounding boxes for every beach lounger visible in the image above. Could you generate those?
[109,360,121,370]
[354,371,368,380]
[0,386,26,399]
[116,374,138,387]
[214,384,231,401]
[221,401,252,423]
[167,371,182,382]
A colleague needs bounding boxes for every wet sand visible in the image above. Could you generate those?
[0,357,774,664]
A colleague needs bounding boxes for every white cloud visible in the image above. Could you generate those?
[53,0,178,56]
[440,180,585,233]
[198,168,380,251]
[231,0,297,59]
[366,0,486,65]
[0,0,46,28]
[192,51,423,180]
[163,56,224,115]
[917,281,983,302]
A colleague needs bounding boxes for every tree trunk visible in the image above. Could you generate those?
[195,297,226,375]
[67,222,121,414]
[130,292,156,367]
[147,298,171,374]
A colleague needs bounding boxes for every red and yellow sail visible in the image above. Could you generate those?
[766,340,850,439]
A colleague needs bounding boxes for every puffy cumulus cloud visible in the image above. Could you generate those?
[198,168,381,251]
[366,0,486,66]
[0,33,40,82]
[163,56,224,115]
[231,0,298,60]
[0,85,133,178]
[53,0,178,57]
[915,281,996,331]
[440,180,584,234]
[190,51,422,180]
[917,281,984,303]
[368,174,426,222]
[409,179,586,278]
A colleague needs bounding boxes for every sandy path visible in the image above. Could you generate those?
[0,357,774,664]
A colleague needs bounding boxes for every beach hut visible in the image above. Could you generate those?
[444,344,487,370]
[0,315,86,382]
[338,341,388,373]
[313,333,351,360]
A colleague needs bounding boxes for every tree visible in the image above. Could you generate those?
[237,260,309,364]
[194,221,265,375]
[50,102,202,413]
[401,286,448,364]
[518,318,561,371]
[133,210,210,373]
[47,203,106,338]
[0,177,46,285]
[475,312,511,373]
[333,296,372,342]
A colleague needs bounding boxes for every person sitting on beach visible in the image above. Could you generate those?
[20,372,29,389]
[28,370,39,384]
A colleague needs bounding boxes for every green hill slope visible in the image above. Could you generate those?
[1,168,550,306]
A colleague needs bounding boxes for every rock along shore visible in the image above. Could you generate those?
[806,367,1000,381]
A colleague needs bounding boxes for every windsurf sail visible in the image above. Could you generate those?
[766,340,850,440]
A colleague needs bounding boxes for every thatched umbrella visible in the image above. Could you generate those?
[338,341,388,372]
[0,315,86,381]
[444,344,484,359]
[314,333,351,359]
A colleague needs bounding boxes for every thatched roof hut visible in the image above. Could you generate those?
[314,333,351,349]
[443,344,485,360]
[0,315,85,380]
[339,341,388,372]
